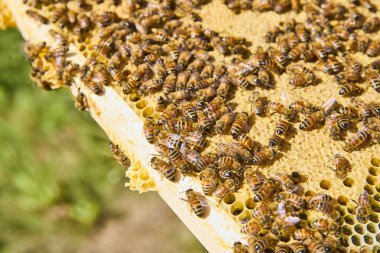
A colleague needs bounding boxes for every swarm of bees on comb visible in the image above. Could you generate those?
[13,0,380,252]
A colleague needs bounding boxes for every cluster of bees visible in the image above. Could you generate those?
[21,0,379,252]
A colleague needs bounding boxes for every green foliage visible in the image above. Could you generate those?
[0,29,125,253]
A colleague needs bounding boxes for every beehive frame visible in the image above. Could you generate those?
[3,0,380,252]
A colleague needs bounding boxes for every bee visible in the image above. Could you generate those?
[151,157,176,182]
[342,128,370,152]
[278,36,290,54]
[355,190,371,223]
[180,103,197,122]
[143,117,158,144]
[271,215,301,237]
[306,241,325,253]
[154,142,170,157]
[217,77,230,98]
[213,64,227,80]
[315,200,335,215]
[251,201,273,225]
[26,10,48,24]
[252,148,277,165]
[162,74,177,95]
[109,142,130,168]
[299,111,324,130]
[75,90,88,111]
[201,64,215,78]
[309,194,333,208]
[155,96,168,112]
[338,106,358,121]
[323,235,338,252]
[230,112,249,138]
[366,40,380,57]
[258,68,273,88]
[275,192,307,209]
[310,218,341,235]
[238,134,260,152]
[289,73,315,87]
[269,102,296,120]
[288,43,306,62]
[252,235,277,252]
[199,168,218,195]
[83,76,104,95]
[289,242,306,253]
[158,104,178,125]
[300,48,316,62]
[353,98,372,121]
[326,114,349,140]
[329,153,351,179]
[122,79,139,94]
[184,132,205,149]
[275,119,290,136]
[233,242,248,253]
[275,244,291,253]
[268,134,284,147]
[368,72,380,93]
[212,179,235,200]
[253,179,278,202]
[196,86,217,101]
[169,148,191,175]
[272,173,296,192]
[240,217,261,236]
[338,83,362,96]
[177,51,192,71]
[249,92,266,117]
[370,102,380,118]
[244,169,266,191]
[185,189,207,218]
[265,27,282,43]
[292,228,313,241]
[363,17,380,33]
[215,112,238,134]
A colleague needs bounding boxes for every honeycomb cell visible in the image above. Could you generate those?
[360,246,372,253]
[376,233,380,242]
[343,225,353,235]
[373,246,380,253]
[351,235,361,246]
[230,201,244,216]
[223,192,236,205]
[367,223,376,234]
[139,169,150,181]
[136,100,147,109]
[369,166,379,176]
[371,203,380,213]
[368,213,379,223]
[142,107,154,118]
[304,190,315,197]
[336,206,346,216]
[338,195,348,206]
[366,175,377,185]
[238,210,251,224]
[339,237,349,247]
[354,224,364,234]
[245,198,255,210]
[364,234,373,245]
[371,157,380,167]
[278,234,290,243]
[364,185,375,195]
[129,93,141,102]
[319,179,331,190]
[344,215,355,225]
[343,177,354,187]
[376,184,380,193]
[79,44,86,51]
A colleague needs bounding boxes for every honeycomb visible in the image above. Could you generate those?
[6,0,380,252]
[0,0,16,29]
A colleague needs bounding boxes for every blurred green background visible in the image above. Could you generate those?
[0,28,206,253]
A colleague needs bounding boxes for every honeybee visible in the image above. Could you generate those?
[75,90,88,111]
[306,241,325,253]
[271,215,301,238]
[289,242,306,253]
[329,153,350,179]
[269,102,296,120]
[252,235,277,252]
[212,179,235,200]
[244,169,266,191]
[275,192,306,209]
[185,189,207,218]
[355,190,372,223]
[323,235,338,252]
[240,217,261,236]
[258,68,274,88]
[233,242,248,253]
[214,112,238,134]
[217,77,230,98]
[264,27,282,43]
[195,152,218,172]
[185,131,205,149]
[180,142,201,167]
[299,111,324,130]
[158,104,178,125]
[249,92,266,117]
[238,134,260,152]
[271,173,296,192]
[325,114,348,140]
[268,134,284,147]
[253,179,278,202]
[370,102,380,117]
[199,168,218,195]
[342,128,370,152]
[251,201,273,225]
[231,112,250,138]
[109,142,130,168]
[338,106,358,121]
[275,244,291,253]
[275,119,290,136]
[180,103,197,122]
[252,148,277,165]
[143,117,158,144]
[368,72,380,93]
[363,17,380,33]
[154,142,170,157]
[288,43,306,61]
[309,194,333,208]
[169,148,191,175]
[26,9,48,24]
[338,83,362,96]
[292,228,313,241]
[151,157,176,182]
[310,218,341,235]
[366,40,380,57]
